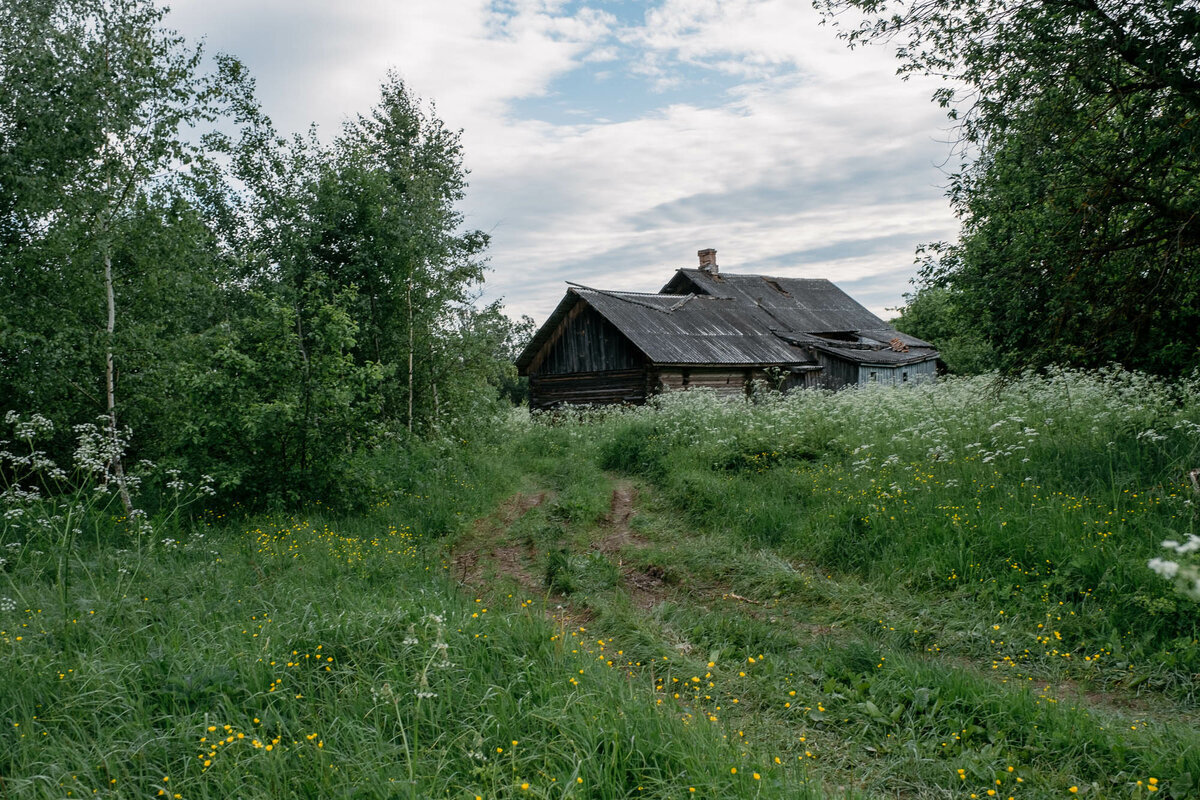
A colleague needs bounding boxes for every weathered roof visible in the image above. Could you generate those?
[517,268,939,372]
[581,289,809,365]
[662,269,909,338]
[514,288,811,369]
[776,331,938,367]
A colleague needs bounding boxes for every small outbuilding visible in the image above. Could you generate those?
[515,249,939,410]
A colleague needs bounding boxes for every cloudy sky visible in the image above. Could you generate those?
[168,0,961,322]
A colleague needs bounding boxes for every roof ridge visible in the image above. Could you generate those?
[567,282,673,313]
[680,268,833,284]
[568,282,734,313]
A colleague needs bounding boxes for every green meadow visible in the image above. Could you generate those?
[3,369,1199,799]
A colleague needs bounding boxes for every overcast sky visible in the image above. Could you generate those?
[167,0,961,322]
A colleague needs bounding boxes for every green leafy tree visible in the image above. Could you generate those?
[194,70,496,498]
[3,3,512,508]
[318,75,490,432]
[891,284,993,374]
[0,0,221,507]
[819,0,1200,374]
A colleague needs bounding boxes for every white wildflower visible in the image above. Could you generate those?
[1161,535,1200,555]
[1148,558,1179,580]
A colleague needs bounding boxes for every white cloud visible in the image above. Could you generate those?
[165,0,959,323]
[169,0,616,135]
[623,0,900,84]
[467,68,955,316]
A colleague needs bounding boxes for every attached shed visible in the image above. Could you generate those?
[516,249,939,410]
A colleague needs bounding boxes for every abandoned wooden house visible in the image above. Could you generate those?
[515,249,940,410]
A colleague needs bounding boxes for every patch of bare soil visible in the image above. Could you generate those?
[451,491,596,632]
[455,481,675,617]
[624,564,668,611]
[452,491,546,590]
[1036,676,1189,720]
[595,482,646,555]
[595,481,675,611]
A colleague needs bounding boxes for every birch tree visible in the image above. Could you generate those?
[1,0,219,505]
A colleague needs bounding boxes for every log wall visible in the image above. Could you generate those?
[654,368,756,398]
[529,369,648,410]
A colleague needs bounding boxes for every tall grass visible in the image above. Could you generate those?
[0,433,820,799]
[539,369,1200,689]
[493,370,1200,797]
[4,368,1198,799]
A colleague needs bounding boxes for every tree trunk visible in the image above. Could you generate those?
[294,309,311,473]
[430,339,439,429]
[407,277,414,433]
[104,244,133,515]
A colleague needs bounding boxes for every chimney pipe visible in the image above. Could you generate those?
[697,248,718,274]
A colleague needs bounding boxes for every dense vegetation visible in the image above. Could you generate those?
[4,1,1200,798]
[4,371,1199,798]
[821,0,1200,376]
[0,0,523,508]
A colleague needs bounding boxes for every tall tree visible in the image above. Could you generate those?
[0,0,219,504]
[820,0,1200,373]
[314,75,489,432]
[2,4,510,507]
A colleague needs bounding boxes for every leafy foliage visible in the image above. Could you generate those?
[820,0,1200,373]
[891,284,993,374]
[0,1,520,507]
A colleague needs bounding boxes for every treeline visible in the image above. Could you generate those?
[0,0,526,506]
[823,0,1200,376]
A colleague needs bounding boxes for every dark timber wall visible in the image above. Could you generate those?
[528,304,648,410]
[811,352,860,390]
[529,369,648,410]
[530,305,642,376]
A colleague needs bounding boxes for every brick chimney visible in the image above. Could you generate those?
[697,248,718,274]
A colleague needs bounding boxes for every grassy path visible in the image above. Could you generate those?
[449,471,1198,799]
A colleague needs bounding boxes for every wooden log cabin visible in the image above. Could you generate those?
[515,249,940,411]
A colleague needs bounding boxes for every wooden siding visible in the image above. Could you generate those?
[857,360,938,386]
[654,368,755,398]
[811,351,860,390]
[782,368,823,391]
[530,304,641,376]
[529,368,648,410]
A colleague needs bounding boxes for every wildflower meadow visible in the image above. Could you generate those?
[2,369,1199,798]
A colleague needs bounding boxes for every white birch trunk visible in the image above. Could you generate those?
[104,244,133,515]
